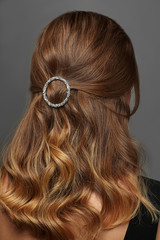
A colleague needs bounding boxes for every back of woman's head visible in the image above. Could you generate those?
[30,10,139,113]
[0,10,159,240]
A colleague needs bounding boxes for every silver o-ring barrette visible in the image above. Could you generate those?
[42,76,70,108]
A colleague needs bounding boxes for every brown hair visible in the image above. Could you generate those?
[0,10,159,240]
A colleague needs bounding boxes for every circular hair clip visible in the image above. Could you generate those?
[42,76,71,108]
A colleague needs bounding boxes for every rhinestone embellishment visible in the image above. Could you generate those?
[42,76,70,108]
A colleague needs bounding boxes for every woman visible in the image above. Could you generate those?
[0,10,160,240]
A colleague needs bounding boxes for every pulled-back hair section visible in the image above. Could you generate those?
[30,10,139,115]
[0,10,159,240]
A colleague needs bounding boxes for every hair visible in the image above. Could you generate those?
[0,10,160,240]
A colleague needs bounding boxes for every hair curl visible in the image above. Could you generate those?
[0,10,160,240]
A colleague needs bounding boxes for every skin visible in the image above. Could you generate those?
[125,89,131,105]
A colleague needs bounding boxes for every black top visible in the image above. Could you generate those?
[124,176,160,240]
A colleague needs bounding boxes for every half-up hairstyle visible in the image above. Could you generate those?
[0,10,160,240]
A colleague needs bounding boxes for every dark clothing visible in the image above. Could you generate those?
[124,176,160,240]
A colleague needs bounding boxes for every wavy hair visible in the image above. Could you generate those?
[0,10,160,240]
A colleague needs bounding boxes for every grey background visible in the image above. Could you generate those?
[0,0,160,180]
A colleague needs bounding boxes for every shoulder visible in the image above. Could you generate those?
[141,175,160,211]
[0,206,39,240]
[140,176,160,240]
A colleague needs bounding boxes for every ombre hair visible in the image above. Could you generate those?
[0,10,160,240]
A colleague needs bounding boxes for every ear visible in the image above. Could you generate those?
[125,89,131,104]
